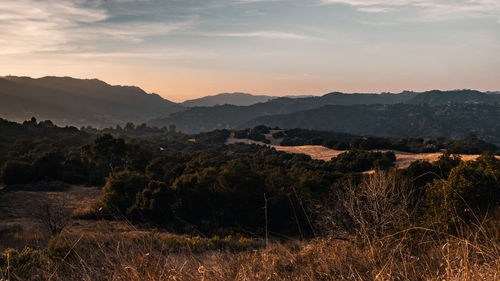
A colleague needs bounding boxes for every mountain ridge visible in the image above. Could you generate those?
[181,92,276,107]
[0,76,183,128]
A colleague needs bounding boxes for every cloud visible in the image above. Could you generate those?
[211,31,320,40]
[356,6,392,13]
[320,0,500,22]
[0,0,107,54]
[0,0,194,55]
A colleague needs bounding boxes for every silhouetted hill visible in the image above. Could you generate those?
[0,76,183,128]
[181,92,276,107]
[405,90,500,106]
[149,92,415,132]
[149,90,499,135]
[245,103,500,144]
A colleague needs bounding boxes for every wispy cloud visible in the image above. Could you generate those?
[356,6,392,13]
[320,0,500,22]
[0,0,108,54]
[0,0,194,55]
[211,31,320,40]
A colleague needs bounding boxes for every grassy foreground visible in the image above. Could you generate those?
[1,219,498,280]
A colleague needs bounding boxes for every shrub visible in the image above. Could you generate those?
[1,160,34,185]
[272,131,285,139]
[46,237,74,262]
[99,170,148,215]
[32,196,72,235]
[423,153,500,229]
[318,171,413,240]
[127,180,176,224]
[0,247,46,280]
[234,129,249,139]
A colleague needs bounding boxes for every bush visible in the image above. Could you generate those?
[423,153,500,229]
[99,170,148,215]
[127,180,176,224]
[318,171,413,240]
[234,130,249,139]
[272,131,285,139]
[46,237,74,262]
[1,160,33,185]
[32,196,72,235]
[0,247,46,280]
[32,150,64,181]
[330,151,395,172]
[247,130,266,142]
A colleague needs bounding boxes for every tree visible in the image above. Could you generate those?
[32,150,64,181]
[32,196,72,235]
[92,134,127,175]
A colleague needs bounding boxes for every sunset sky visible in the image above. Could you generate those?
[1,0,500,102]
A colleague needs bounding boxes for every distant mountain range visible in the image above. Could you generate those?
[245,103,499,144]
[0,76,498,143]
[181,92,276,107]
[148,92,422,131]
[149,90,500,144]
[0,76,183,127]
[149,90,499,130]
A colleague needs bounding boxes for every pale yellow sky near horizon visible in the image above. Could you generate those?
[4,68,499,103]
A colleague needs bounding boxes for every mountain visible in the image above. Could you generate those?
[149,90,499,134]
[404,90,500,106]
[148,91,417,132]
[181,92,276,107]
[0,76,183,128]
[245,103,500,144]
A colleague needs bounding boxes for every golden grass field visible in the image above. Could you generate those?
[227,134,499,168]
[271,145,500,168]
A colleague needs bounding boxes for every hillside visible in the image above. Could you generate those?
[181,92,276,107]
[246,103,500,144]
[149,90,499,144]
[0,76,183,128]
[405,89,500,106]
[149,91,415,132]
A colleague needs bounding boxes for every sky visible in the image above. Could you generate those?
[1,0,500,102]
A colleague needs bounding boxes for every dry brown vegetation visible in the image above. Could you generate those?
[1,172,499,280]
[5,232,499,280]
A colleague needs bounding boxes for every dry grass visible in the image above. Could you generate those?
[271,145,499,168]
[226,135,499,167]
[1,176,499,280]
[2,229,497,281]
